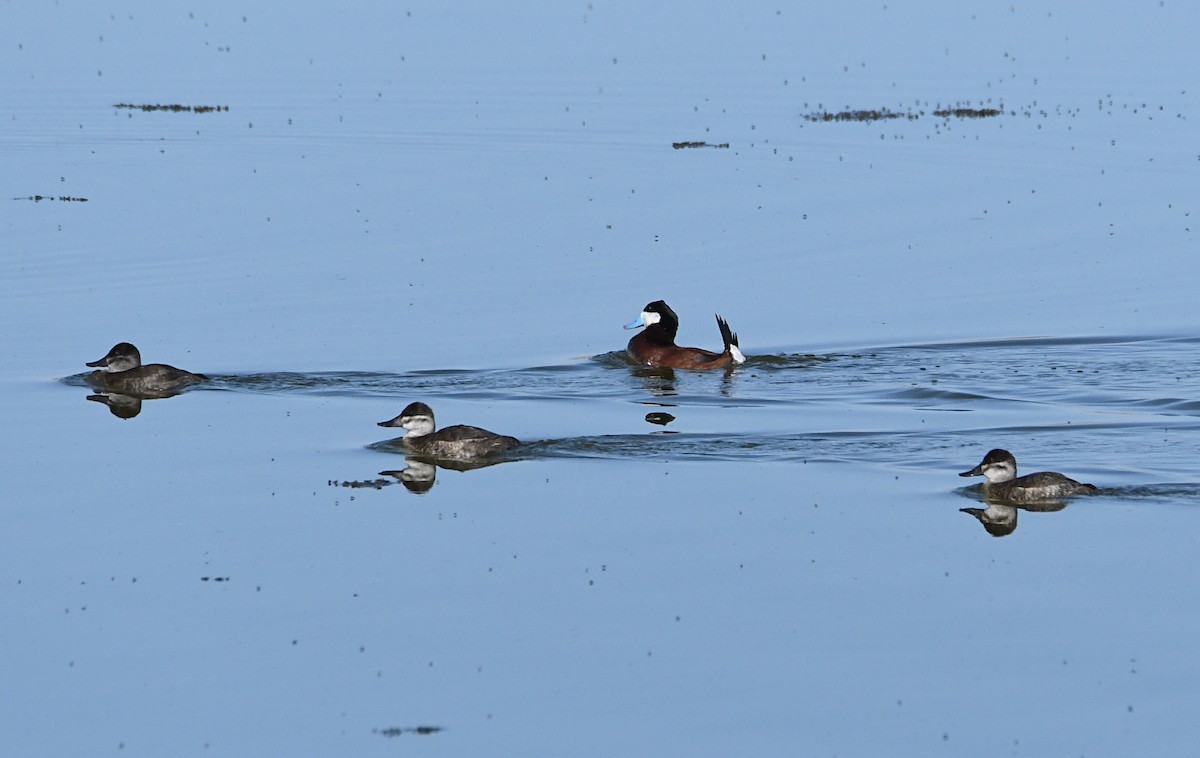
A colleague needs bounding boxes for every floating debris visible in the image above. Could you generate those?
[374,726,443,737]
[645,412,675,426]
[200,576,230,582]
[803,108,918,123]
[672,141,730,149]
[933,107,1002,119]
[803,106,1003,123]
[328,478,393,490]
[19,195,88,202]
[113,103,230,113]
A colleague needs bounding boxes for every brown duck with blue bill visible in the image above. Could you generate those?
[624,300,746,370]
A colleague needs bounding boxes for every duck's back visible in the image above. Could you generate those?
[991,471,1099,503]
[412,425,520,457]
[628,334,728,369]
[95,364,207,395]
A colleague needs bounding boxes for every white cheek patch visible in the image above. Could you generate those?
[401,415,436,437]
[641,311,661,326]
[982,463,1014,483]
[729,344,746,364]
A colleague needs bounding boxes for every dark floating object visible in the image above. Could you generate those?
[803,108,917,123]
[374,726,443,737]
[672,141,730,149]
[645,412,675,426]
[803,107,1002,123]
[113,103,230,113]
[20,195,88,202]
[933,107,1002,118]
[328,478,393,490]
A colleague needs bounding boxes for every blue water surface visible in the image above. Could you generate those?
[2,2,1199,756]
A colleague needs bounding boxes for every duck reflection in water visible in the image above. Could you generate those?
[630,364,679,395]
[380,455,507,495]
[644,411,675,426]
[628,363,739,400]
[959,500,1069,537]
[86,392,145,419]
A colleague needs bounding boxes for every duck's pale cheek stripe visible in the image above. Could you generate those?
[400,415,436,437]
[641,311,660,326]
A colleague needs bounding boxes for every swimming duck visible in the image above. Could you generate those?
[624,300,745,370]
[377,402,519,459]
[959,448,1099,503]
[86,342,206,395]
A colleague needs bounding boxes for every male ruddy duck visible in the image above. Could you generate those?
[959,448,1099,503]
[624,300,745,370]
[86,342,207,395]
[378,401,520,459]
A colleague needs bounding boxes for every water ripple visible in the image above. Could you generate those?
[60,333,1200,481]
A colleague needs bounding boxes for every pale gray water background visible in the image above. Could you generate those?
[3,2,1199,755]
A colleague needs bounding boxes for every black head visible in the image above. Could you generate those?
[634,300,680,343]
[378,401,436,429]
[960,449,1020,483]
[399,401,434,418]
[86,342,142,370]
[981,448,1014,465]
[642,301,679,327]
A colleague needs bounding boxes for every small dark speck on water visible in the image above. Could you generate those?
[21,195,88,202]
[672,141,730,149]
[375,725,443,737]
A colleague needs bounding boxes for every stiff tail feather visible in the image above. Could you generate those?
[715,315,746,364]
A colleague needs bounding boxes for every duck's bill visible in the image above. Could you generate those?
[623,316,645,330]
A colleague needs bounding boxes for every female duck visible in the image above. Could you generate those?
[959,448,1099,503]
[86,342,206,395]
[378,402,519,459]
[624,300,745,370]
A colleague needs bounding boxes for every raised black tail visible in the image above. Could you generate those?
[715,315,746,364]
